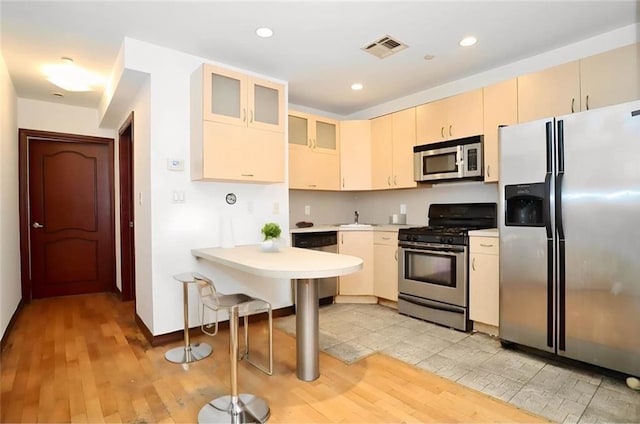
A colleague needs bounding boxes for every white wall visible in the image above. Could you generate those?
[115,38,291,335]
[0,52,21,339]
[17,98,115,138]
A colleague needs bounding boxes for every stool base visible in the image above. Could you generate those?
[164,343,212,364]
[198,394,270,423]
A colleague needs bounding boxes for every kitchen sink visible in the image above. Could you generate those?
[338,223,375,228]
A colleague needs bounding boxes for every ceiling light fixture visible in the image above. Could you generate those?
[459,36,477,47]
[42,57,104,92]
[424,54,435,61]
[255,27,273,38]
[351,83,363,91]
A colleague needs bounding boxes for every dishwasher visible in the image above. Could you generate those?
[291,231,338,308]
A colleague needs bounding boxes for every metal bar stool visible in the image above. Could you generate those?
[164,273,213,364]
[193,272,272,423]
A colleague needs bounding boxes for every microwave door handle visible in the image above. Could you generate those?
[457,145,464,178]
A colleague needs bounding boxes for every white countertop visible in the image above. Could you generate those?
[192,245,363,279]
[468,228,499,237]
[290,224,412,234]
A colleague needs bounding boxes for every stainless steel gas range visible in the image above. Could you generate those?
[397,203,497,331]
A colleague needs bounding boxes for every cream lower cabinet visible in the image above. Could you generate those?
[469,236,499,328]
[483,79,518,183]
[373,231,398,301]
[338,231,374,295]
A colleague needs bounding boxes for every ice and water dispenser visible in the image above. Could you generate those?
[504,183,546,227]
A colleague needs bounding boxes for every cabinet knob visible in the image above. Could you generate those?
[586,95,590,111]
[394,249,398,261]
[487,165,491,178]
[448,125,452,137]
[480,243,494,248]
[571,98,575,113]
[472,257,476,271]
[387,176,391,186]
[242,108,247,122]
[241,173,254,177]
[393,176,397,186]
[441,126,445,138]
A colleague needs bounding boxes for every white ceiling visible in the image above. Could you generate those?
[1,1,638,116]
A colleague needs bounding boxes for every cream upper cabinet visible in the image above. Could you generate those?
[391,108,417,189]
[371,114,393,189]
[580,43,640,111]
[373,231,398,301]
[469,236,499,328]
[482,79,518,183]
[340,120,372,190]
[202,64,284,132]
[191,63,285,182]
[338,231,374,296]
[517,61,581,123]
[416,89,484,144]
[288,111,340,190]
[371,109,417,190]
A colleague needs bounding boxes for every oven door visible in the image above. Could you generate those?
[398,243,467,307]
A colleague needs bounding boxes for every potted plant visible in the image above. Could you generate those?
[260,222,282,252]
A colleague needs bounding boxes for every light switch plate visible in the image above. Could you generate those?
[167,158,184,171]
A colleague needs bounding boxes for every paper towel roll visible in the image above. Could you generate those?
[220,216,235,248]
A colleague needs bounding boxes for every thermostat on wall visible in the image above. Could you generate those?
[167,158,184,171]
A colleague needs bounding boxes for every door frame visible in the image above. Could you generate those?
[118,113,136,302]
[18,129,116,302]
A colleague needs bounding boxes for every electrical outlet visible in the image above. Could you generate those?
[272,202,279,215]
[304,205,311,215]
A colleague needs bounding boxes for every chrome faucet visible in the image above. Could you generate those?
[354,211,359,224]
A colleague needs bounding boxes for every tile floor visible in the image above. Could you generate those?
[275,303,640,424]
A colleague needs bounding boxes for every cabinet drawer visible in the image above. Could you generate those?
[470,237,499,255]
[373,231,397,246]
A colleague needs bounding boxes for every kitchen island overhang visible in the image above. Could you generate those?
[192,245,363,381]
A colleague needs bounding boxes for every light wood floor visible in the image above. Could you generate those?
[1,293,547,423]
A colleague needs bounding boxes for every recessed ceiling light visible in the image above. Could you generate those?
[351,83,363,91]
[256,27,273,38]
[424,54,435,61]
[459,36,477,47]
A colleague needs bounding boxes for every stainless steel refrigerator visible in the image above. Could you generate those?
[499,100,640,376]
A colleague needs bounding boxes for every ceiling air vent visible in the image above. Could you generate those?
[361,35,408,59]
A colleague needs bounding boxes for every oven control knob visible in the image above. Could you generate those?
[447,237,454,244]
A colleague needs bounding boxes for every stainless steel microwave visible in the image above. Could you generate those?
[413,135,484,183]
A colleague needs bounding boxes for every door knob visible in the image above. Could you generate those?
[32,222,44,229]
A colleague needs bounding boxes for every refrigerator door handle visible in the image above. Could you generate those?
[556,119,566,351]
[544,173,552,239]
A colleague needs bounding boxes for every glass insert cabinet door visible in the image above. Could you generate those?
[202,64,284,132]
[288,110,339,154]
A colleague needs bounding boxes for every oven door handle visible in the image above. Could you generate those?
[398,244,465,254]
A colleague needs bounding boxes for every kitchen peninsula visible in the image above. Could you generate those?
[191,245,363,381]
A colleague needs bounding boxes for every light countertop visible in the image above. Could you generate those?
[192,245,363,279]
[468,228,499,238]
[290,224,413,234]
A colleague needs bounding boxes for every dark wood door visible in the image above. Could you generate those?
[22,130,115,299]
[118,113,136,301]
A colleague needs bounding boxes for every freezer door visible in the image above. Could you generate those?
[499,119,555,353]
[556,100,640,376]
